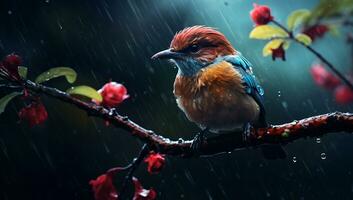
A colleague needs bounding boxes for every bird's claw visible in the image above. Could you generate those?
[191,131,205,154]
[243,123,251,141]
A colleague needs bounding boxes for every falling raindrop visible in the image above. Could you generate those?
[321,152,326,160]
[45,0,50,3]
[316,137,321,144]
[281,101,288,109]
[8,10,12,15]
[292,156,297,163]
[205,190,213,200]
[57,21,63,30]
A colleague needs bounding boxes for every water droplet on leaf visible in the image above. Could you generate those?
[178,138,184,143]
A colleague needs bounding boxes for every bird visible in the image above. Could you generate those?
[151,26,268,152]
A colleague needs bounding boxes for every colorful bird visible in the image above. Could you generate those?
[152,26,267,151]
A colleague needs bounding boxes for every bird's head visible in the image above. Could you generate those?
[152,26,236,76]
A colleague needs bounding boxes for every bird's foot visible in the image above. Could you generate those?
[191,128,208,154]
[243,123,252,142]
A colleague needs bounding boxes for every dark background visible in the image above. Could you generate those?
[0,0,353,199]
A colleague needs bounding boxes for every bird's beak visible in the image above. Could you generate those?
[151,49,184,60]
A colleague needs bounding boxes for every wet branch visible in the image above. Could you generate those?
[14,79,353,157]
[119,144,149,199]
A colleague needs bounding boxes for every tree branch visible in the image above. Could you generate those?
[17,79,353,157]
[119,144,149,199]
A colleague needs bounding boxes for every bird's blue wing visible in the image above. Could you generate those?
[223,54,264,98]
[223,54,267,127]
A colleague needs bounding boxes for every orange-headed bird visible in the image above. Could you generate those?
[152,26,267,150]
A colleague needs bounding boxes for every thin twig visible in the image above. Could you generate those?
[119,144,149,199]
[0,84,23,89]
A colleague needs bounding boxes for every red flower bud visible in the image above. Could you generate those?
[18,102,48,127]
[4,53,22,67]
[90,174,118,200]
[334,85,353,104]
[97,82,129,108]
[132,177,157,200]
[144,152,165,174]
[89,167,125,200]
[271,43,286,61]
[250,3,273,26]
[310,64,340,90]
[1,53,22,80]
[303,25,329,41]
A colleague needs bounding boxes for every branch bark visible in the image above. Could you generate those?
[20,79,353,157]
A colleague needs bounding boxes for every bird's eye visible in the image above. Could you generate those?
[190,44,199,53]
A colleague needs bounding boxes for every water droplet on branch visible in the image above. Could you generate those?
[316,138,321,144]
[320,153,326,160]
[292,156,297,163]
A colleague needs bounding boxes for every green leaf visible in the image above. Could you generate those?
[287,9,311,31]
[343,0,353,12]
[18,66,28,79]
[0,92,21,114]
[295,33,312,46]
[35,67,77,84]
[66,85,102,102]
[328,25,340,36]
[306,0,349,24]
[262,39,290,57]
[249,25,289,40]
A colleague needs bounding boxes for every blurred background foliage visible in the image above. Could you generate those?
[0,0,353,199]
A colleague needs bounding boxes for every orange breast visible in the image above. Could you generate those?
[173,61,259,131]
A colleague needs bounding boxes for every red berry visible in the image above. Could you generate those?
[3,53,22,67]
[334,85,353,104]
[144,152,165,174]
[132,177,157,200]
[250,3,273,26]
[1,53,22,80]
[310,64,341,90]
[303,25,329,41]
[18,102,48,127]
[97,82,129,108]
[89,174,118,200]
